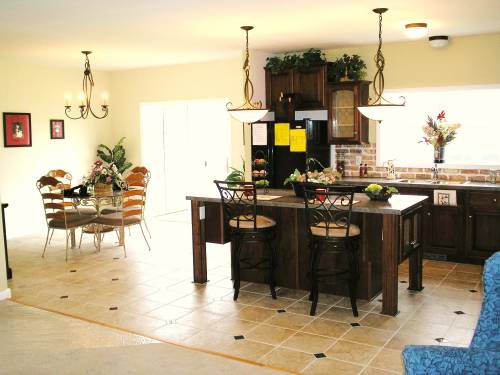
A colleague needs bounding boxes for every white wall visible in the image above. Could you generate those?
[0,62,112,237]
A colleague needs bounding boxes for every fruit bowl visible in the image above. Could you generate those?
[364,184,398,201]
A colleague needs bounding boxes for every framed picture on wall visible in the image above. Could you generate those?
[50,119,65,139]
[3,112,32,147]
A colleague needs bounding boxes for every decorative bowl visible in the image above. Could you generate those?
[364,184,398,201]
[365,191,393,201]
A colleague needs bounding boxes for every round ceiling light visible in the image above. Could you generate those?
[429,35,449,48]
[405,23,428,39]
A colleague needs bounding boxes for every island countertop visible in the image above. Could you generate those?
[187,189,428,216]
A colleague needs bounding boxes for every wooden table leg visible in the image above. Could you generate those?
[70,229,76,249]
[191,200,207,284]
[381,214,399,316]
[409,209,424,291]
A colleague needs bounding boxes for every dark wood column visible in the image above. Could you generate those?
[191,200,207,284]
[381,214,399,315]
[408,208,424,291]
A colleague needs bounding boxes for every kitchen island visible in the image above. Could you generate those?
[187,190,428,316]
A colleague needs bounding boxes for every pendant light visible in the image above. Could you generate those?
[65,51,109,120]
[227,26,269,124]
[357,8,405,122]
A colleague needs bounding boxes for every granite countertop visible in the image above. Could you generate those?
[187,189,428,215]
[337,177,500,192]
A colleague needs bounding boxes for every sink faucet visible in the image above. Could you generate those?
[431,163,439,182]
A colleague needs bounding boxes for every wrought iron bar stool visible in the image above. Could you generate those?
[214,180,278,301]
[302,183,360,316]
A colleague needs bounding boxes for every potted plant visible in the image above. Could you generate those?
[420,111,460,163]
[327,54,367,82]
[364,184,398,201]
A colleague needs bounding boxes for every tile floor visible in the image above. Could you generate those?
[7,211,484,374]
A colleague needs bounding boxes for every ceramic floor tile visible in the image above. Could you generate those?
[235,306,277,322]
[359,313,408,332]
[276,288,310,300]
[241,283,278,295]
[361,367,401,374]
[320,306,367,323]
[145,304,192,321]
[149,324,200,343]
[223,291,264,305]
[385,332,437,351]
[326,340,380,365]
[266,312,314,330]
[211,318,259,335]
[303,358,364,375]
[252,296,296,310]
[444,327,475,346]
[399,319,450,337]
[281,331,336,354]
[245,324,296,345]
[223,339,275,362]
[286,300,330,316]
[370,349,404,373]
[342,326,393,347]
[301,318,351,338]
[261,347,315,373]
[199,301,244,316]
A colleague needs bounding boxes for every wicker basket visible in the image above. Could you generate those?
[94,183,113,196]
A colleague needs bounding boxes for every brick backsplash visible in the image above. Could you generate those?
[334,143,494,182]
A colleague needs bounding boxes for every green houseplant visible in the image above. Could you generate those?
[96,137,133,175]
[266,49,327,74]
[327,54,367,82]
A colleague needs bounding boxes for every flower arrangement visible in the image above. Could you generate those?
[420,110,460,149]
[83,160,125,187]
[364,184,398,201]
[284,168,341,186]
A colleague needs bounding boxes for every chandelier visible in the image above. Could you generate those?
[65,51,109,120]
[357,8,405,122]
[227,26,269,124]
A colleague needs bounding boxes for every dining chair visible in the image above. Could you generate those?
[214,180,278,301]
[301,183,361,316]
[37,176,96,261]
[94,173,151,257]
[101,167,152,238]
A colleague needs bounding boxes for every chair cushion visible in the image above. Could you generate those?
[66,207,97,215]
[310,221,360,237]
[94,213,142,226]
[100,207,122,215]
[229,215,276,229]
[48,215,96,229]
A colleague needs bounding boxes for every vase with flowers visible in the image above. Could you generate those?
[83,160,125,196]
[420,110,460,163]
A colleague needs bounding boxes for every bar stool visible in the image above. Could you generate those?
[214,180,278,301]
[302,183,360,316]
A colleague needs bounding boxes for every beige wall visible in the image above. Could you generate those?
[324,33,500,142]
[0,62,112,237]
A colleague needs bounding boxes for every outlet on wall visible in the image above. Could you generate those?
[355,156,362,165]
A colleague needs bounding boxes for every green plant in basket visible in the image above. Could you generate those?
[364,184,398,201]
[225,158,246,187]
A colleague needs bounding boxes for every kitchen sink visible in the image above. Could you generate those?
[396,179,465,185]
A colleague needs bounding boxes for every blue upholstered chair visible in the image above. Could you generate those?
[403,252,500,374]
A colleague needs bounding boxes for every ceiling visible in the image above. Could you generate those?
[1,0,499,70]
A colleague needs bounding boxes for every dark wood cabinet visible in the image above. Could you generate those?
[265,64,327,121]
[265,68,294,121]
[465,191,500,261]
[293,65,327,110]
[424,204,463,257]
[327,81,370,145]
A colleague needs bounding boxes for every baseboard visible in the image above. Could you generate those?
[0,288,11,300]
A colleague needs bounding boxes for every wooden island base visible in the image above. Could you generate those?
[189,190,427,316]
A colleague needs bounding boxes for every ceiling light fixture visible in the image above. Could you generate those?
[429,35,449,48]
[65,51,109,120]
[405,22,428,39]
[357,8,405,122]
[227,26,269,124]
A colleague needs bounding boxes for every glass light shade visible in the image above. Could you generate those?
[228,108,269,123]
[405,23,428,39]
[357,104,404,122]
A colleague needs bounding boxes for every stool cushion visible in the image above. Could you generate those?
[95,213,142,226]
[49,215,96,229]
[229,215,276,229]
[310,221,360,237]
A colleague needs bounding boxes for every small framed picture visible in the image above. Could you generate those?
[3,112,32,147]
[50,119,65,139]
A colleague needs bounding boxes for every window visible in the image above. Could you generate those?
[377,85,500,167]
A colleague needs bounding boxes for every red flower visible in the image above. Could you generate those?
[437,111,446,121]
[94,160,103,166]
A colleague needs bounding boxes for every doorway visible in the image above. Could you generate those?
[140,99,230,217]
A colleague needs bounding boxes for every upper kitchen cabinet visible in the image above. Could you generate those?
[293,65,327,110]
[327,81,370,144]
[265,64,327,121]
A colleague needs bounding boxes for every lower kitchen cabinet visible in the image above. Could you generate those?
[424,204,463,259]
[465,191,500,262]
